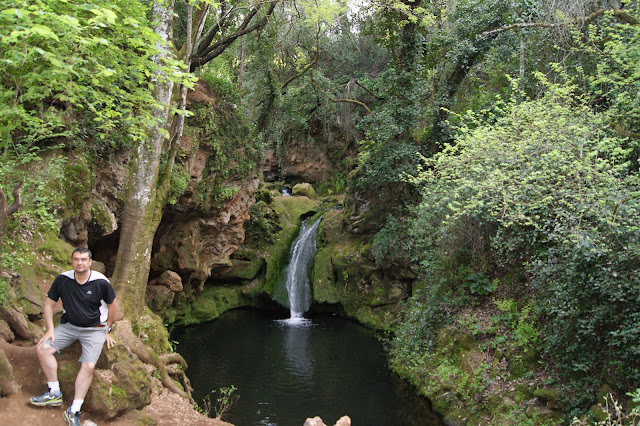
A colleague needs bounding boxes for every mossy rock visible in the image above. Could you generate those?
[15,232,75,317]
[86,347,152,419]
[62,159,93,217]
[312,245,342,304]
[318,209,346,245]
[255,187,272,204]
[526,406,565,423]
[40,231,75,265]
[134,309,172,354]
[292,183,317,199]
[514,383,535,403]
[212,257,265,282]
[91,198,118,235]
[533,387,561,403]
[57,342,152,418]
[16,265,44,316]
[271,196,319,227]
[188,285,249,324]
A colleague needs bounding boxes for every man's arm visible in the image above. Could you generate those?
[37,297,56,347]
[105,299,117,349]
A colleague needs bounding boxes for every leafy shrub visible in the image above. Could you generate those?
[494,299,539,351]
[405,77,640,401]
[463,272,496,295]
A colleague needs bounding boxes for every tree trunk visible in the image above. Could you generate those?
[520,34,525,80]
[238,35,245,93]
[111,0,176,320]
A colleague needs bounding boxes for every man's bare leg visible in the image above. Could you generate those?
[74,362,96,401]
[36,343,58,382]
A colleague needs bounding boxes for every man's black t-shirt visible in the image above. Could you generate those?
[47,270,116,327]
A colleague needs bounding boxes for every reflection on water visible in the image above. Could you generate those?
[173,309,443,426]
[279,318,315,388]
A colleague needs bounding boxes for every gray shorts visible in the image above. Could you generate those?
[47,322,107,363]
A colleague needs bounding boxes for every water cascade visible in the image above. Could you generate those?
[283,216,321,319]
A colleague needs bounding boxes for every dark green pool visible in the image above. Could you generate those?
[173,309,442,426]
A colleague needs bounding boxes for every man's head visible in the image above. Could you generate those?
[71,247,92,274]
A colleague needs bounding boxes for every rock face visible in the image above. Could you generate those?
[151,173,259,291]
[312,209,411,329]
[60,151,129,250]
[263,141,335,184]
[148,80,261,292]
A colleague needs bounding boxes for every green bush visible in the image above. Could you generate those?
[404,77,640,404]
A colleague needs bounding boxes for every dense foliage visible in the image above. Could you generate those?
[392,78,639,418]
[0,0,187,149]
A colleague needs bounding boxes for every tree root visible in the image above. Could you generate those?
[114,320,194,404]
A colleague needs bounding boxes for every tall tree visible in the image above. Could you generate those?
[111,0,277,319]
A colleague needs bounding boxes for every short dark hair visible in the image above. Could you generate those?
[72,247,93,259]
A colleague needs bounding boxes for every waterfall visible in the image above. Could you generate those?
[283,216,321,319]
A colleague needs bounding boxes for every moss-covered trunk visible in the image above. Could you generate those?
[111,0,176,320]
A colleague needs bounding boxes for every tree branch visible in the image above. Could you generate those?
[281,25,321,94]
[191,2,277,70]
[481,8,639,38]
[310,75,372,114]
[195,1,228,56]
[355,80,383,100]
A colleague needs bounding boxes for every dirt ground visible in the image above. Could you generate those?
[0,340,230,426]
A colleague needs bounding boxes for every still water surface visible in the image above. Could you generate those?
[173,309,442,426]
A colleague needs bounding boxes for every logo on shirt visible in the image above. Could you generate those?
[87,290,92,295]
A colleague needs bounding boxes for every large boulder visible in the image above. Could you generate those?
[292,183,317,199]
[58,343,152,419]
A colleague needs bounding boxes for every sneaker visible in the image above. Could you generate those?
[29,389,63,407]
[62,407,81,426]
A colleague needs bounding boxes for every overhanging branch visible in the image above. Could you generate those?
[310,75,371,114]
[481,8,639,38]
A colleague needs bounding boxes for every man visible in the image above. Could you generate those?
[30,247,116,426]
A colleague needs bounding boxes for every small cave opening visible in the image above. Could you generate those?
[87,229,120,278]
